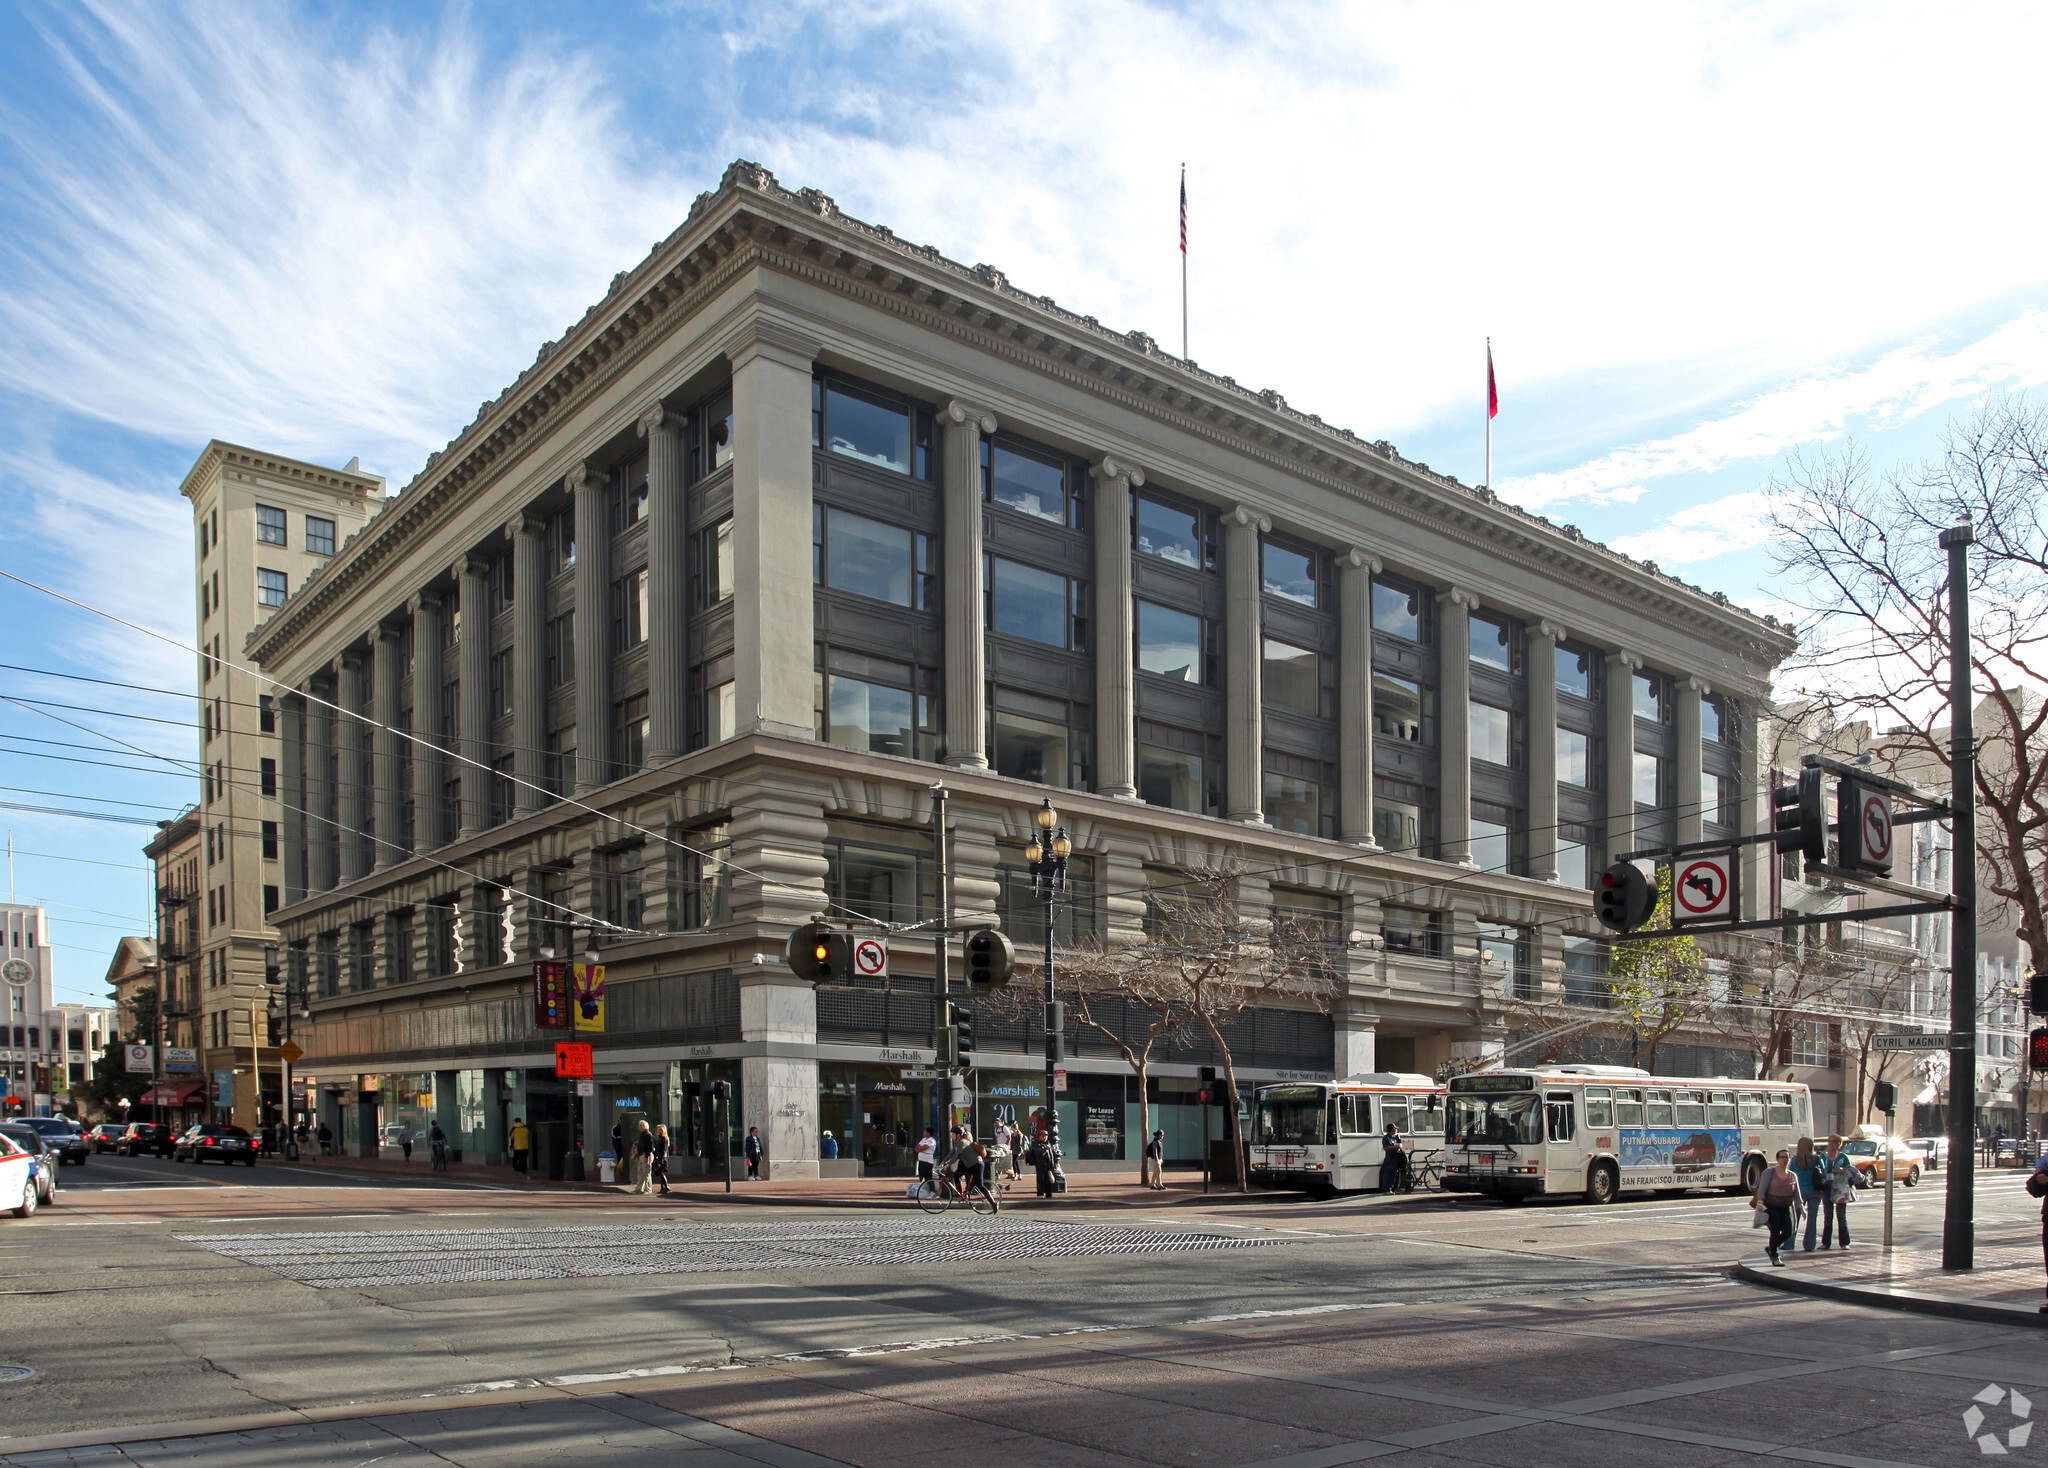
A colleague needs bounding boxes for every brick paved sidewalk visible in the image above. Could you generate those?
[1739,1216,2048,1327]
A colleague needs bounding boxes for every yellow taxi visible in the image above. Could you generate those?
[1839,1133,1921,1187]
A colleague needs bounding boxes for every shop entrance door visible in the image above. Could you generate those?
[857,1077,926,1174]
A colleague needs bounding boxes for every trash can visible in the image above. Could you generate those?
[598,1151,616,1185]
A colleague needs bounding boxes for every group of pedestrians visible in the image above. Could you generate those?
[607,1118,674,1195]
[1751,1133,1859,1266]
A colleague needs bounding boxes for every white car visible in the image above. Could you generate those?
[0,1131,35,1218]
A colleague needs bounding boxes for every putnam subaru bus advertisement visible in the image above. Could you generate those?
[1619,1127,1740,1173]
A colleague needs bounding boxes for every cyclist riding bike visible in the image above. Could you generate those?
[945,1126,995,1209]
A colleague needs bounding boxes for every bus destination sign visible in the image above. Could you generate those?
[1447,1073,1534,1092]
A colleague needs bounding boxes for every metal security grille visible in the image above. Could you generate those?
[175,1218,1282,1290]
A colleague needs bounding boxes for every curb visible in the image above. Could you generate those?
[1733,1254,2048,1329]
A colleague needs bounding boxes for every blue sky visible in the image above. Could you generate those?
[3,1,2046,1002]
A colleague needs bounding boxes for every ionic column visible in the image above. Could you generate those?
[372,624,405,867]
[410,593,446,848]
[1527,620,1565,882]
[307,678,336,891]
[1736,697,1766,920]
[335,651,368,881]
[1437,587,1478,867]
[725,318,820,741]
[1224,506,1271,825]
[640,405,689,764]
[941,399,997,769]
[1090,457,1143,800]
[281,693,306,904]
[510,513,549,813]
[1338,547,1381,847]
[570,461,613,790]
[1605,649,1643,860]
[457,554,492,836]
[1675,675,1707,847]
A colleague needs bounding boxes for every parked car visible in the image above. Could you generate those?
[1841,1135,1921,1187]
[17,1118,88,1166]
[87,1123,127,1154]
[0,1124,58,1206]
[118,1121,173,1157]
[1906,1136,1946,1171]
[173,1124,256,1166]
[0,1131,34,1218]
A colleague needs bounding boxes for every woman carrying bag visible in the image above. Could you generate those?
[1752,1148,1803,1267]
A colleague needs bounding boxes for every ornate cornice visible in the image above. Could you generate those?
[248,159,1797,675]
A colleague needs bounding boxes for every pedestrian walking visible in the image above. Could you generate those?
[1791,1137,1825,1251]
[1144,1129,1165,1189]
[509,1117,530,1175]
[429,1120,449,1173]
[399,1126,414,1164]
[651,1123,671,1196]
[1818,1134,1855,1250]
[1379,1120,1406,1193]
[743,1125,763,1180]
[633,1119,655,1194]
[915,1127,937,1188]
[317,1121,333,1156]
[1753,1148,1802,1266]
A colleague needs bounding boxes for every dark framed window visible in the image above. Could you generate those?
[1469,701,1523,769]
[1136,741,1220,815]
[534,868,574,958]
[673,824,733,929]
[613,694,649,775]
[600,846,645,933]
[261,821,278,860]
[1261,539,1326,609]
[1471,801,1525,876]
[1555,642,1600,700]
[1557,728,1597,789]
[822,821,934,928]
[988,698,1092,790]
[1136,600,1213,683]
[488,552,515,616]
[255,504,286,546]
[687,389,733,482]
[386,912,414,985]
[256,568,287,606]
[694,653,736,748]
[1374,776,1435,857]
[1558,824,1600,890]
[814,504,933,609]
[695,518,733,607]
[1133,492,1214,570]
[1634,751,1664,806]
[305,516,335,556]
[489,753,514,826]
[1264,769,1333,837]
[816,671,937,761]
[546,612,575,689]
[1564,936,1610,1006]
[258,695,275,733]
[1264,638,1333,717]
[1703,694,1726,744]
[812,377,933,479]
[1634,671,1668,722]
[613,453,649,532]
[1469,612,1521,673]
[1373,672,1434,743]
[612,569,648,650]
[1380,906,1445,959]
[1371,577,1432,643]
[1478,921,1534,998]
[984,438,1082,528]
[986,554,1085,649]
[489,649,513,719]
[548,508,577,572]
[259,757,277,796]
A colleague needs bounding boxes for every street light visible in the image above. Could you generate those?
[1026,797,1070,1193]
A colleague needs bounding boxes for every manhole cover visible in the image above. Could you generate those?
[0,1366,34,1384]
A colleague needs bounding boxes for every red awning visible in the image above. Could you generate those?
[137,1083,207,1107]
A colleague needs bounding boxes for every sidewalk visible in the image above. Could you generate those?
[264,1150,1290,1208]
[1737,1216,2048,1327]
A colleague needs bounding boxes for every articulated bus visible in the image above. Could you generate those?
[1249,1073,1446,1194]
[1442,1066,1814,1205]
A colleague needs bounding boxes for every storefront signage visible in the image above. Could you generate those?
[859,1077,913,1095]
[123,1043,154,1074]
[554,1041,594,1079]
[984,1082,1043,1099]
[877,1048,929,1063]
[572,963,605,1032]
[533,962,570,1029]
[164,1047,198,1074]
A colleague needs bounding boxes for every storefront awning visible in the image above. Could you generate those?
[137,1083,206,1107]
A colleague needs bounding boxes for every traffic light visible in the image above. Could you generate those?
[1836,778,1894,877]
[945,1000,976,1065]
[784,923,852,984]
[1772,768,1827,862]
[1872,1080,1897,1115]
[709,1079,730,1101]
[1594,862,1657,933]
[965,928,1016,988]
[2027,969,2048,1017]
[2030,1029,2048,1073]
[1198,1064,1218,1106]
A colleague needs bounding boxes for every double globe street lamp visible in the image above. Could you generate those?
[1024,797,1071,1185]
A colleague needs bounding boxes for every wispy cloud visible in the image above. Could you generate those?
[1498,310,2048,512]
[0,3,697,477]
[1606,491,1774,567]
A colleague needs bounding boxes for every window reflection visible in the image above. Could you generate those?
[1470,614,1519,671]
[1262,543,1318,606]
[1555,645,1593,698]
[823,383,911,472]
[1372,580,1424,641]
[818,674,931,760]
[991,710,1081,788]
[1469,703,1517,767]
[988,443,1068,524]
[1137,600,1204,681]
[1137,745,1217,814]
[1557,728,1592,787]
[1262,639,1322,715]
[1263,772,1330,836]
[815,506,928,609]
[1135,496,1206,568]
[987,556,1071,647]
[1634,672,1663,721]
[1634,751,1662,805]
[1373,673,1432,742]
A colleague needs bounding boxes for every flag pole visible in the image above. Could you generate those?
[1485,337,1492,490]
[1179,164,1188,360]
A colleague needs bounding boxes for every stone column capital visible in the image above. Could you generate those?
[1228,504,1272,534]
[637,402,681,439]
[1685,674,1713,697]
[1090,455,1145,487]
[451,552,493,582]
[1439,585,1480,611]
[337,647,366,672]
[563,460,602,496]
[1535,619,1569,643]
[375,620,405,646]
[716,314,823,375]
[1340,546,1382,574]
[940,398,998,435]
[505,508,547,541]
[408,590,441,616]
[1607,647,1644,673]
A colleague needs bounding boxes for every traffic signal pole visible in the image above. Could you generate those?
[1940,520,1976,1271]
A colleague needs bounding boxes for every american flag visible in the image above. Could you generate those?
[1179,170,1187,254]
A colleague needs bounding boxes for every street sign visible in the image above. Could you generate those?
[1053,1068,1068,1092]
[276,1041,303,1064]
[554,1041,594,1078]
[1839,780,1895,876]
[123,1043,154,1074]
[1873,1032,1959,1051]
[900,1068,940,1079]
[853,936,888,979]
[1672,854,1734,923]
[575,1078,595,1097]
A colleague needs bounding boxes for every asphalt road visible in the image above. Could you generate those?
[2,1155,2042,1462]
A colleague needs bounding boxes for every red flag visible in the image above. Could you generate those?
[1179,173,1187,254]
[1487,343,1499,420]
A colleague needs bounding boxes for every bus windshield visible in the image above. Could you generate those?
[1256,1097,1327,1146]
[1447,1092,1543,1146]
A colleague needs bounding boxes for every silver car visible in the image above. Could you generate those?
[1905,1136,1946,1171]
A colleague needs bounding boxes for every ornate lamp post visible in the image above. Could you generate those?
[1025,797,1071,1183]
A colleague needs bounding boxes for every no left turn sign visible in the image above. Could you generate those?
[1860,790,1893,864]
[1673,855,1733,922]
[853,937,889,979]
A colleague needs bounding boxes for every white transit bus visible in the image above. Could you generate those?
[1248,1073,1446,1194]
[1442,1065,1814,1205]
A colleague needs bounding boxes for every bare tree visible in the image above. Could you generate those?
[1828,942,1928,1126]
[1770,398,2048,975]
[1718,933,1859,1083]
[1607,870,1713,1070]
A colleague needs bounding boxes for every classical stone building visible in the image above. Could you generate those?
[248,161,1793,1177]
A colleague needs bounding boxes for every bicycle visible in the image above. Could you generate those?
[1410,1152,1445,1193]
[430,1140,450,1173]
[914,1168,1000,1216]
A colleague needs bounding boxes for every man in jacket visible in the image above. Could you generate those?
[633,1119,655,1194]
[509,1117,530,1175]
[743,1126,763,1180]
[1143,1129,1165,1189]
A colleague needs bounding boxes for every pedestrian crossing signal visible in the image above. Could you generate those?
[2028,970,2048,1017]
[2030,1029,2048,1073]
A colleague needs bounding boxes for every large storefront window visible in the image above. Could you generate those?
[817,1063,938,1175]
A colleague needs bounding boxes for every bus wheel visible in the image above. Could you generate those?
[1740,1156,1765,1196]
[1585,1161,1619,1206]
